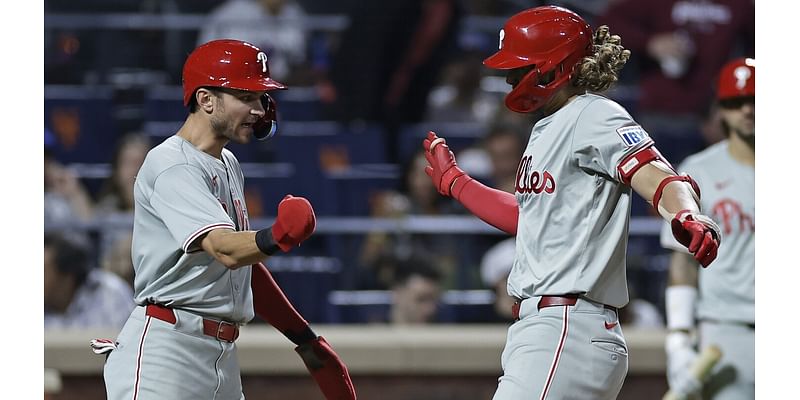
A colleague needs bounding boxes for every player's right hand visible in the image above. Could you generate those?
[422,131,467,198]
[295,336,357,400]
[671,210,722,267]
[665,331,703,400]
[271,195,316,252]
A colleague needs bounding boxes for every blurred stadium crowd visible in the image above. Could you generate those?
[43,0,753,330]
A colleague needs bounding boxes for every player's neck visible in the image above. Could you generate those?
[541,87,582,116]
[727,134,754,166]
[177,116,227,159]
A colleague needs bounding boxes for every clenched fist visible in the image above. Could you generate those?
[272,195,316,252]
[671,210,722,267]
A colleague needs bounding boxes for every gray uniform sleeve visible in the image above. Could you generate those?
[571,98,654,182]
[150,164,235,252]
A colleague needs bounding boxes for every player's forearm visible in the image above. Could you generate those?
[201,229,266,269]
[631,163,699,220]
[456,177,519,235]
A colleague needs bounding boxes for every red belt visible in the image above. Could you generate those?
[145,304,240,343]
[511,295,615,321]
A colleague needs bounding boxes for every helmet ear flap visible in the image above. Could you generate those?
[253,93,278,141]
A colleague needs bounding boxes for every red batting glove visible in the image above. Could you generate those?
[271,195,316,252]
[422,131,472,199]
[671,210,722,267]
[295,336,357,400]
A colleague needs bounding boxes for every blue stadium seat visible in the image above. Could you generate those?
[45,86,119,164]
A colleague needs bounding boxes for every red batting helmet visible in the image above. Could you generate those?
[484,6,593,113]
[182,39,286,140]
[716,57,755,100]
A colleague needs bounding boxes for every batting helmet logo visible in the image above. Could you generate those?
[716,57,755,100]
[484,6,593,113]
[257,52,269,73]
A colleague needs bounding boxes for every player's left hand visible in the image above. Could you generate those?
[271,195,316,252]
[671,210,722,267]
[295,336,357,400]
[422,131,467,197]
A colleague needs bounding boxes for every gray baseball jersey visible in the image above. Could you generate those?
[103,135,253,399]
[508,93,653,308]
[659,140,755,324]
[660,140,754,399]
[131,135,254,323]
[495,93,653,400]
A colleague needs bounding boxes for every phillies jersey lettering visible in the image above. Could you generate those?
[660,140,754,324]
[131,136,254,323]
[711,198,754,235]
[515,155,556,194]
[508,93,653,308]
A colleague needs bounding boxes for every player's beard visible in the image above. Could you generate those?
[210,112,250,144]
[733,125,755,150]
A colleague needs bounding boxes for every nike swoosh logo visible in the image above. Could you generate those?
[604,321,618,329]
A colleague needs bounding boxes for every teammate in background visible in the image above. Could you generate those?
[389,256,443,325]
[99,39,356,400]
[660,58,754,400]
[422,6,721,399]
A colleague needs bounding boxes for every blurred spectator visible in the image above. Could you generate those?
[101,231,135,290]
[358,150,461,289]
[44,148,95,227]
[596,0,754,163]
[322,0,462,163]
[95,133,150,215]
[44,231,135,330]
[424,51,500,127]
[479,237,516,322]
[197,0,309,84]
[93,133,150,287]
[458,123,528,194]
[390,256,444,325]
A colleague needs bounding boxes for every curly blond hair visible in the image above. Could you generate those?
[573,25,631,92]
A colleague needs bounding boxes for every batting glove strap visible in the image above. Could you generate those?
[255,227,281,256]
[285,325,318,346]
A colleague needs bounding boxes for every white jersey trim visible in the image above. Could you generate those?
[182,222,236,253]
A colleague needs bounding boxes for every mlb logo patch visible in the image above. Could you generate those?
[616,125,649,147]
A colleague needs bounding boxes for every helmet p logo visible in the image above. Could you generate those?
[733,66,751,90]
[257,52,269,73]
[498,29,505,49]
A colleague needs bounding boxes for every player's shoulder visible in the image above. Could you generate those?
[677,140,730,171]
[572,93,632,117]
[142,136,190,170]
[568,93,636,128]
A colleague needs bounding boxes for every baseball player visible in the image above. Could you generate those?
[96,39,356,400]
[422,6,722,399]
[660,58,755,399]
